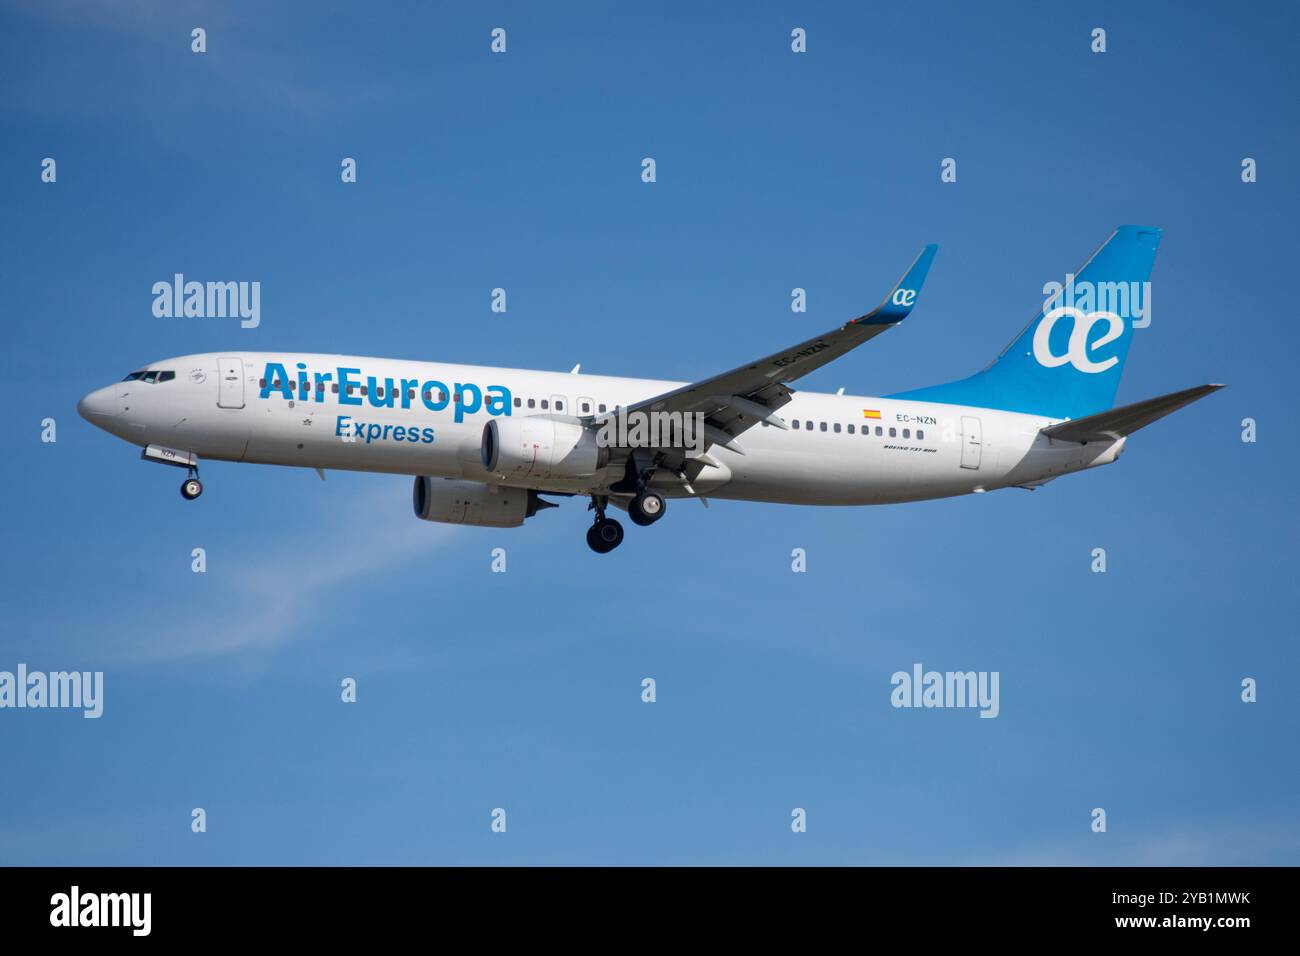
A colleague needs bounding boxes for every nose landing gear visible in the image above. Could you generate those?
[141,444,204,500]
[181,470,203,500]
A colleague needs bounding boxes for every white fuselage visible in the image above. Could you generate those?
[77,352,1124,505]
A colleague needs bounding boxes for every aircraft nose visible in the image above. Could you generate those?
[77,385,124,422]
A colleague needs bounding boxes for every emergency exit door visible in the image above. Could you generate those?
[217,357,245,409]
[960,416,982,470]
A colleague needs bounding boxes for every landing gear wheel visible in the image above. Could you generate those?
[586,517,624,553]
[181,477,203,500]
[629,491,666,526]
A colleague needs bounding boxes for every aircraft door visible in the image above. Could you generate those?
[217,357,245,409]
[960,415,982,470]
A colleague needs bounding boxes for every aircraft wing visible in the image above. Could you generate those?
[607,244,937,455]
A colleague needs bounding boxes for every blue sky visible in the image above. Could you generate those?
[1,0,1297,865]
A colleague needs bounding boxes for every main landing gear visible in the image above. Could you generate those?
[586,517,624,554]
[586,486,669,554]
[586,495,623,553]
[628,490,665,527]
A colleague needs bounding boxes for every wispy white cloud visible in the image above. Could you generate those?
[15,481,458,665]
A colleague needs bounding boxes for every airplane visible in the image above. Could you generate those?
[78,226,1222,554]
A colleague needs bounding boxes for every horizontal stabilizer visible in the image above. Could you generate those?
[1041,384,1224,444]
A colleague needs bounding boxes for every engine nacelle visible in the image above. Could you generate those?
[412,477,552,528]
[481,417,604,481]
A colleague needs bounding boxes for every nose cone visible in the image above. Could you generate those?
[77,385,125,423]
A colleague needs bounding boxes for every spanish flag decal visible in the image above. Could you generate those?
[862,409,881,419]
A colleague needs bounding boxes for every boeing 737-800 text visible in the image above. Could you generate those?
[79,226,1221,553]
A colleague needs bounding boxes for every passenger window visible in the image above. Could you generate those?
[259,378,266,388]
[917,429,925,440]
[528,399,536,409]
[819,422,827,432]
[541,400,549,410]
[376,387,384,398]
[514,398,522,408]
[903,428,910,438]
[848,424,855,434]
[833,423,841,433]
[581,402,590,413]
[332,384,339,393]
[889,427,897,437]
[361,386,368,396]
[598,404,607,413]
[555,400,563,411]
[347,385,356,395]
[792,420,800,430]
[805,420,812,430]
[407,389,415,401]
[875,426,883,436]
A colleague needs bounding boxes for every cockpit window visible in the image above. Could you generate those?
[123,370,175,383]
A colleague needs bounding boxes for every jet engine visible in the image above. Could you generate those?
[412,477,554,528]
[481,417,604,481]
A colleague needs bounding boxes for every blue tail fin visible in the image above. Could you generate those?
[889,226,1161,419]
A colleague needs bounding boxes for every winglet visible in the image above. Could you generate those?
[856,243,938,325]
